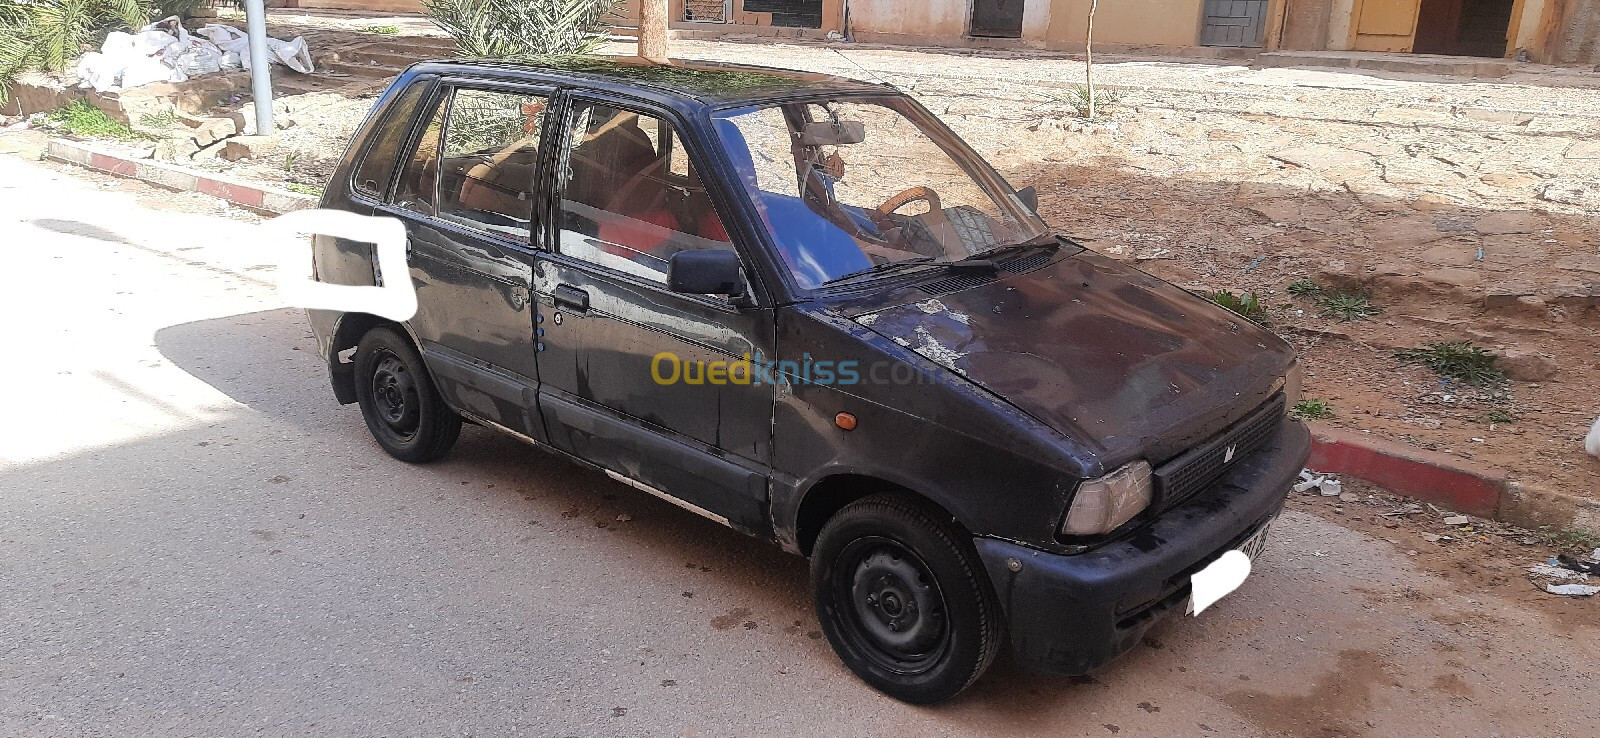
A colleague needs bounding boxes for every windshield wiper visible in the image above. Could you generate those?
[965,235,1059,263]
[823,256,940,286]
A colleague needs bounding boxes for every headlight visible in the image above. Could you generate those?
[1283,359,1304,407]
[1061,461,1153,536]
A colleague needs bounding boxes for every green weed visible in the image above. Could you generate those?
[45,101,145,141]
[1537,526,1600,557]
[1054,84,1123,119]
[1287,278,1322,297]
[1317,291,1380,322]
[138,108,181,129]
[1205,290,1270,327]
[1291,398,1333,420]
[1394,341,1505,386]
[370,24,401,34]
[1480,408,1516,424]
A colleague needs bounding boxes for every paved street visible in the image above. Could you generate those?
[2,154,1597,737]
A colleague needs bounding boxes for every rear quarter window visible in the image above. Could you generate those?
[352,78,433,199]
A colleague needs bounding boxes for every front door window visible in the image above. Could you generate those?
[556,102,734,284]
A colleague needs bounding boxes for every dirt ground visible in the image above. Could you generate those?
[23,9,1600,508]
[1286,475,1599,627]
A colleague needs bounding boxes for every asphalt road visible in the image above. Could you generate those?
[2,154,1596,737]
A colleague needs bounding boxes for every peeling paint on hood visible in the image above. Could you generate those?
[852,251,1294,460]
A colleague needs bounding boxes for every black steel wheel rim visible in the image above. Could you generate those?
[832,536,950,675]
[370,351,420,440]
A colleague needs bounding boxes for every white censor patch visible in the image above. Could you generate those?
[264,209,417,322]
[1188,550,1252,617]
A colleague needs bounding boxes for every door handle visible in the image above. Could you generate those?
[554,284,589,312]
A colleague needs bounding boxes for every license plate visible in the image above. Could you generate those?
[1237,519,1273,562]
[1188,518,1274,616]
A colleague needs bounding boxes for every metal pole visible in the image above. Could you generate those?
[243,0,275,132]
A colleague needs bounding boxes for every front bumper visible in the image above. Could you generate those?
[973,420,1311,675]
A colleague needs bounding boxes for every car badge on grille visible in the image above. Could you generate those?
[1223,443,1237,464]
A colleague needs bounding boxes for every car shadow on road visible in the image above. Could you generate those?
[148,307,1155,716]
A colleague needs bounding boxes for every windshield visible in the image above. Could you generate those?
[712,97,1050,289]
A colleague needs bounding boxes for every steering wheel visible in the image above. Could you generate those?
[872,186,942,226]
[868,186,967,258]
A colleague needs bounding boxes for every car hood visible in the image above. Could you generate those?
[852,250,1293,465]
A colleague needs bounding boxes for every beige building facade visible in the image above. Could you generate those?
[289,0,1597,65]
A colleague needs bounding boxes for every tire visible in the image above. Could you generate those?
[811,494,1004,704]
[352,326,460,463]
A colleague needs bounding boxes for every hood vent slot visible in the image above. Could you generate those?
[917,250,1057,295]
[918,272,996,294]
[1001,250,1054,274]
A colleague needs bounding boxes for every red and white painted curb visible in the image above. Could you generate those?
[1308,425,1502,517]
[1308,423,1599,534]
[46,138,317,214]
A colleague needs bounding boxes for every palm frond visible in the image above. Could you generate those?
[423,0,618,59]
[0,0,154,105]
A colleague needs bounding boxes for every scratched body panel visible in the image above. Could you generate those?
[853,252,1290,464]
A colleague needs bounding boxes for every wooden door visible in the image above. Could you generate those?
[1351,0,1422,52]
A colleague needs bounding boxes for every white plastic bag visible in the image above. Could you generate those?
[78,32,137,91]
[197,24,248,46]
[197,24,313,74]
[267,36,314,74]
[173,41,225,77]
[132,29,181,58]
[75,52,121,93]
[100,31,138,58]
[122,54,184,88]
[198,25,249,69]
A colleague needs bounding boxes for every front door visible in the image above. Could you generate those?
[385,82,554,442]
[1352,0,1422,52]
[533,96,776,534]
[970,0,1024,38]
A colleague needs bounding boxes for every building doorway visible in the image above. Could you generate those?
[1413,0,1518,57]
[970,0,1025,38]
[1350,0,1517,57]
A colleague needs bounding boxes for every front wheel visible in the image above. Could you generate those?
[352,326,460,463]
[811,495,1004,704]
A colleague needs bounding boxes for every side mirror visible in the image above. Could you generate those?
[1016,186,1039,213]
[667,249,745,298]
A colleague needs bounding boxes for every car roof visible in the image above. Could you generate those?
[415,55,894,107]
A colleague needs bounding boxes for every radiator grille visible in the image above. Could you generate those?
[1153,395,1284,509]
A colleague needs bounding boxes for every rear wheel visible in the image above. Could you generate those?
[352,326,460,463]
[811,495,1004,704]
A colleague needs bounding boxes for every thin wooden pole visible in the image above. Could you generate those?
[1086,0,1098,119]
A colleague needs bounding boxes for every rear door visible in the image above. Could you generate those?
[380,80,555,442]
[532,93,777,535]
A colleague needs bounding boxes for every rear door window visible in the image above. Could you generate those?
[351,77,431,199]
[434,88,551,243]
[394,93,446,216]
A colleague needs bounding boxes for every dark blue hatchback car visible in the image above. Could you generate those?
[306,56,1311,703]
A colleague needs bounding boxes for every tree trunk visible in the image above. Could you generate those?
[639,0,670,62]
[1086,0,1098,119]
